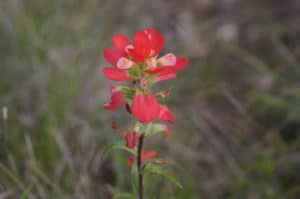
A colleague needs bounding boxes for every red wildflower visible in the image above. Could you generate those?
[104,86,125,110]
[132,93,160,123]
[125,132,140,149]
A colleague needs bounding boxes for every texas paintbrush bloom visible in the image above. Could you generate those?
[103,28,188,198]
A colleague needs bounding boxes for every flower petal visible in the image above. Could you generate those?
[103,67,134,81]
[113,34,131,54]
[158,105,174,123]
[158,53,176,66]
[130,31,151,62]
[125,132,140,148]
[103,48,123,66]
[142,150,157,161]
[132,93,160,123]
[145,58,189,75]
[104,86,125,110]
[153,73,176,82]
[144,28,165,56]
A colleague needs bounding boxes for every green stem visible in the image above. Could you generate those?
[137,133,145,199]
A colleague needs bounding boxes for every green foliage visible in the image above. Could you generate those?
[145,123,166,138]
[21,183,34,199]
[102,140,136,160]
[145,163,183,189]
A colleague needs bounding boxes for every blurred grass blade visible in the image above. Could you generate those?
[20,183,34,199]
[145,163,183,189]
[131,164,138,194]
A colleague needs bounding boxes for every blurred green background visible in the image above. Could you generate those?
[1,0,300,198]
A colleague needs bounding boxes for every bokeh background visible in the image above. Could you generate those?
[1,0,300,198]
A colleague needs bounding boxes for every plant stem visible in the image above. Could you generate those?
[137,134,145,199]
[1,107,8,163]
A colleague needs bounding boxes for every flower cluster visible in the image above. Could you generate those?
[103,28,188,165]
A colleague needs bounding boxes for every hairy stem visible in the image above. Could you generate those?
[137,134,145,199]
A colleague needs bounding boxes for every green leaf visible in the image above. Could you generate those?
[145,123,166,138]
[145,163,183,189]
[121,87,135,101]
[128,68,141,78]
[131,163,138,194]
[102,140,136,160]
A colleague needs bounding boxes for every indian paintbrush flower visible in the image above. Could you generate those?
[103,27,188,199]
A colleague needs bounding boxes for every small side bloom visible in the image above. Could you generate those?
[125,132,140,148]
[141,150,157,161]
[104,86,126,110]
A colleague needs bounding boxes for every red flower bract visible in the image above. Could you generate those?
[103,48,123,66]
[125,132,140,149]
[158,105,174,123]
[145,57,189,76]
[128,150,157,166]
[132,93,160,123]
[111,28,165,63]
[153,73,176,82]
[144,28,165,56]
[103,68,133,81]
[113,34,131,55]
[128,30,152,62]
[141,150,157,161]
[104,86,125,110]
